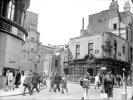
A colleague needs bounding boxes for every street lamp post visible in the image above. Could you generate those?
[121,68,127,100]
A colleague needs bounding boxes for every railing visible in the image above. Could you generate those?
[0,16,28,41]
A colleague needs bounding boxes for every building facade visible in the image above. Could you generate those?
[66,0,133,77]
[84,1,133,63]
[0,0,30,75]
[41,45,55,75]
[21,11,42,72]
[68,32,130,76]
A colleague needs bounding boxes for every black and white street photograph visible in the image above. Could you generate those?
[0,0,133,100]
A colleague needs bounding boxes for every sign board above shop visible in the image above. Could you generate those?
[100,67,106,70]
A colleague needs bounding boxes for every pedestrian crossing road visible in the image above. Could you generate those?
[1,79,133,100]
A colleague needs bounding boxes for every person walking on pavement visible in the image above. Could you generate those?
[23,73,33,96]
[127,75,132,87]
[31,72,40,94]
[84,72,91,80]
[101,72,107,92]
[41,72,47,88]
[15,70,21,88]
[78,75,84,86]
[102,72,113,98]
[7,69,14,90]
[106,72,113,98]
[5,70,10,91]
[84,72,91,87]
[54,73,62,92]
[61,75,68,94]
[49,73,55,92]
[94,73,100,89]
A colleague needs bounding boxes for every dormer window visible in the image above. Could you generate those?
[113,23,117,30]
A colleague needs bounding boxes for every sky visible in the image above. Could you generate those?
[28,0,133,46]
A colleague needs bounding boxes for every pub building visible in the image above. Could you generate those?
[65,32,131,77]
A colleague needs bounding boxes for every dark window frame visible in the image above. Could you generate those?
[113,23,117,30]
[76,43,80,59]
[88,42,93,54]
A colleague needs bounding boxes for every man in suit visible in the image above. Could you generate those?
[31,72,40,94]
[54,73,62,92]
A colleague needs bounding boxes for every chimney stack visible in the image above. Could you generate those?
[82,18,84,30]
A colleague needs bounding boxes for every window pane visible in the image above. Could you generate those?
[76,53,80,59]
[89,43,93,49]
[7,1,15,20]
[55,60,58,67]
[90,50,93,54]
[76,44,80,53]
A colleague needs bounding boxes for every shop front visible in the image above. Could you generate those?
[95,58,131,77]
[64,55,131,77]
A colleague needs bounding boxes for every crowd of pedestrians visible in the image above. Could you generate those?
[78,71,133,99]
[22,71,46,96]
[93,71,133,99]
[2,68,133,99]
[49,72,68,94]
[5,69,22,91]
[22,71,69,96]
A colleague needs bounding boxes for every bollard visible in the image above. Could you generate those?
[82,79,89,100]
[121,68,127,100]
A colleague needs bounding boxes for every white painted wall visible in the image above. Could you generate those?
[69,34,103,59]
[69,33,128,62]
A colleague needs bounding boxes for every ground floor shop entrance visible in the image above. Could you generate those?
[66,57,131,77]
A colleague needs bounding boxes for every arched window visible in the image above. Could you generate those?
[88,40,93,54]
[76,42,80,59]
[122,44,125,55]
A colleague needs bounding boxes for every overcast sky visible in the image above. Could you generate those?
[28,0,132,46]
